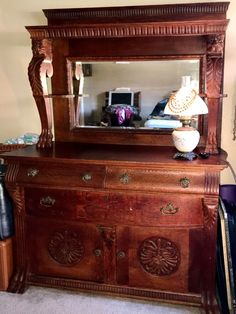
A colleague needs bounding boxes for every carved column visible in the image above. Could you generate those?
[205,34,225,154]
[28,39,53,148]
[4,164,28,293]
[202,171,220,313]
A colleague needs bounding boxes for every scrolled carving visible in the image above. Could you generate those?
[48,230,84,265]
[29,39,53,96]
[138,236,180,276]
[28,38,53,148]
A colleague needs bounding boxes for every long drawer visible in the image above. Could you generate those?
[17,163,106,188]
[105,166,205,193]
[25,187,203,227]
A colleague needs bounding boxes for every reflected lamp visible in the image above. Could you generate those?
[164,86,208,160]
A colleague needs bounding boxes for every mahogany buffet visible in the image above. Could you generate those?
[2,3,230,313]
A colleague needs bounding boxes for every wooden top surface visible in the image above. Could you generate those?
[1,142,228,170]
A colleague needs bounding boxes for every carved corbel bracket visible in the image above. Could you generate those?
[202,196,218,230]
[28,38,53,148]
[203,170,220,230]
[205,34,225,154]
[207,34,225,56]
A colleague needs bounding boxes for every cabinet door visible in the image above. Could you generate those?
[27,217,104,283]
[116,226,203,294]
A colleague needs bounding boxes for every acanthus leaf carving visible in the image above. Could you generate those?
[203,197,218,230]
[205,47,224,154]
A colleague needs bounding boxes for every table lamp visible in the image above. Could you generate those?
[164,86,208,160]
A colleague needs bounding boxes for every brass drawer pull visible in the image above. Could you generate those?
[82,173,92,182]
[27,168,39,177]
[160,203,179,215]
[94,249,102,257]
[117,251,126,259]
[120,173,130,184]
[179,177,190,188]
[40,196,56,207]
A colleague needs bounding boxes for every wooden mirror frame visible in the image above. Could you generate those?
[26,2,229,153]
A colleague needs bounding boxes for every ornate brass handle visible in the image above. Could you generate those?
[117,251,126,259]
[94,249,102,257]
[179,177,190,188]
[40,196,56,207]
[27,168,39,177]
[120,173,130,184]
[82,173,92,182]
[160,203,179,215]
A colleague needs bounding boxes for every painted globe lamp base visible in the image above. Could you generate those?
[172,127,200,161]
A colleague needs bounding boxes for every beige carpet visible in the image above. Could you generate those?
[0,286,200,314]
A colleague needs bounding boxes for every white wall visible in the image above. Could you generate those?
[0,0,235,183]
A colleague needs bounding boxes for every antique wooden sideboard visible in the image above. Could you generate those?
[2,3,230,313]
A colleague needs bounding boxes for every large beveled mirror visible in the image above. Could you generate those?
[67,59,201,131]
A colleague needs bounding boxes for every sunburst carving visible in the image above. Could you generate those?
[48,230,84,265]
[138,236,180,276]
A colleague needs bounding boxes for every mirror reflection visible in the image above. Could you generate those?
[69,60,200,129]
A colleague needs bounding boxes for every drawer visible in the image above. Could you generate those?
[17,163,105,188]
[106,192,203,227]
[25,188,203,227]
[25,188,78,219]
[25,188,108,221]
[105,166,205,193]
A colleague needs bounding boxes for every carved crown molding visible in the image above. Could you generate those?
[26,21,229,39]
[43,3,229,24]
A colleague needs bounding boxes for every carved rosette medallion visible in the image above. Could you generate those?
[48,230,84,265]
[138,236,180,276]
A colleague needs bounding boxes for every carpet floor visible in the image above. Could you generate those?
[0,286,201,314]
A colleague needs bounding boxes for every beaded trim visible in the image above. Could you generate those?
[167,88,197,114]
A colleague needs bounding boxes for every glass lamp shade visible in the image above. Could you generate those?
[164,86,208,117]
[164,86,208,159]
